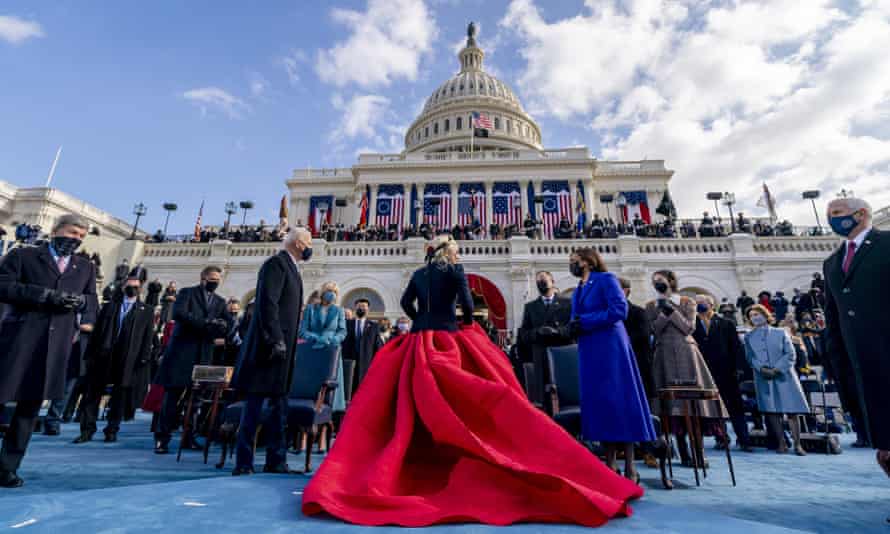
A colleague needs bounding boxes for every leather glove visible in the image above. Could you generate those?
[536,325,559,338]
[658,301,674,316]
[205,318,228,335]
[46,290,85,312]
[760,367,775,380]
[270,340,287,361]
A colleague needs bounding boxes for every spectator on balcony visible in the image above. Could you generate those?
[757,291,774,315]
[489,222,501,240]
[736,212,752,233]
[700,212,716,237]
[556,217,573,239]
[810,272,825,293]
[744,304,809,456]
[694,294,752,452]
[523,213,536,239]
[589,214,604,238]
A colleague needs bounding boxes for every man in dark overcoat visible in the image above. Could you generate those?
[342,297,383,395]
[619,278,655,399]
[0,214,97,488]
[822,197,890,511]
[231,228,311,475]
[75,268,154,443]
[518,271,573,412]
[693,294,752,452]
[152,265,232,453]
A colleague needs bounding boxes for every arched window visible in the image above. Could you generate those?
[433,122,439,135]
[456,117,463,130]
[424,126,429,138]
[444,119,450,132]
[494,117,500,130]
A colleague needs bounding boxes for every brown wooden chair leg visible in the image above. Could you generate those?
[723,420,737,486]
[203,388,222,465]
[661,397,674,480]
[176,388,196,462]
[318,425,328,453]
[692,402,706,479]
[304,426,316,473]
[683,401,700,486]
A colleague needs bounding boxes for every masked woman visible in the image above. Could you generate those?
[299,281,347,413]
[302,235,643,527]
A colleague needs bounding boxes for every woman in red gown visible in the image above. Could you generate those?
[302,236,643,527]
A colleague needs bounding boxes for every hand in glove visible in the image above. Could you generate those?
[760,366,776,379]
[658,300,674,316]
[46,290,85,312]
[205,318,228,335]
[536,325,559,338]
[270,341,288,361]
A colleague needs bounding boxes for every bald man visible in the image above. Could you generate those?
[231,227,311,475]
[822,197,890,495]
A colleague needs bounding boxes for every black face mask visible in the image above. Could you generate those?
[569,262,584,278]
[124,285,140,298]
[52,236,82,256]
[354,308,367,318]
[654,281,669,294]
[301,247,313,261]
[204,281,219,293]
[536,280,551,294]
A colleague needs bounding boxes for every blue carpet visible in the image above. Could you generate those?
[0,413,886,532]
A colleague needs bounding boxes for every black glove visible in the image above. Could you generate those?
[536,325,559,338]
[270,341,287,361]
[658,300,674,316]
[46,290,85,312]
[567,319,581,338]
[205,318,228,335]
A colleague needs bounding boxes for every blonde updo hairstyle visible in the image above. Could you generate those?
[428,235,459,265]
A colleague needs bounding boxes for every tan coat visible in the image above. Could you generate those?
[646,296,728,419]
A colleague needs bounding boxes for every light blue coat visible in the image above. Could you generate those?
[744,326,809,414]
[299,304,347,412]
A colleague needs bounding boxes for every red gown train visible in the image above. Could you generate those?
[301,323,643,527]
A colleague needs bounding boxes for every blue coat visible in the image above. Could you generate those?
[572,272,656,443]
[300,303,347,411]
[744,326,809,414]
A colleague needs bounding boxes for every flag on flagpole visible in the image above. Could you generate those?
[576,180,587,232]
[472,111,492,138]
[541,181,572,239]
[358,185,370,228]
[756,182,778,222]
[423,184,452,227]
[375,184,405,231]
[308,195,333,236]
[458,183,486,226]
[492,182,521,227]
[619,191,652,224]
[193,200,204,241]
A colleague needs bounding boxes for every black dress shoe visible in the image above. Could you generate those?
[72,432,94,444]
[104,432,118,443]
[232,466,254,476]
[262,464,293,474]
[154,441,170,454]
[0,471,23,488]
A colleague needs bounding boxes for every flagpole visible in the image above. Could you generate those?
[45,146,62,188]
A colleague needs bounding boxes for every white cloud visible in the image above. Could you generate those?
[331,94,391,139]
[503,0,890,221]
[249,73,268,97]
[316,0,437,88]
[0,15,45,44]
[282,49,307,86]
[182,87,250,119]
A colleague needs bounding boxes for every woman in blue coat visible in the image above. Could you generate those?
[300,281,348,413]
[744,304,809,455]
[570,248,656,481]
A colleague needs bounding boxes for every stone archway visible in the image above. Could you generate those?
[342,287,386,318]
[678,286,715,300]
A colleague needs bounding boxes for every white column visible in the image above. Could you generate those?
[402,183,411,230]
[484,181,493,233]
[586,177,596,222]
[519,179,530,220]
[369,184,379,225]
[450,182,459,228]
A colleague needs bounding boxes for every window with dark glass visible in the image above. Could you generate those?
[456,117,463,130]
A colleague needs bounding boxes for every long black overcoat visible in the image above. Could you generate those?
[823,229,890,449]
[0,244,97,402]
[694,315,746,415]
[154,285,231,388]
[85,298,154,389]
[232,251,303,396]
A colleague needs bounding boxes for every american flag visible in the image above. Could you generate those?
[541,181,572,239]
[375,184,405,231]
[423,183,451,227]
[308,195,333,236]
[472,111,493,129]
[492,182,521,227]
[457,183,485,227]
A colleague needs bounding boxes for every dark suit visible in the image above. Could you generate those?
[153,285,231,444]
[342,318,383,393]
[80,297,154,435]
[694,314,749,445]
[232,251,303,470]
[401,263,474,332]
[0,244,97,473]
[518,295,573,408]
[823,228,890,449]
[625,302,655,399]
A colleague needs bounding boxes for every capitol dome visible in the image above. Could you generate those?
[404,23,542,154]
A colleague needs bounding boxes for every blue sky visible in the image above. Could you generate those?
[2,0,889,233]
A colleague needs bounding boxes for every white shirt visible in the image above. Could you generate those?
[285,250,301,271]
[844,225,872,266]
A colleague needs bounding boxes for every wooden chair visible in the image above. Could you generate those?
[658,387,736,488]
[545,345,582,438]
[176,366,233,464]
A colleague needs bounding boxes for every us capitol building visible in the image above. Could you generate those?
[124,26,857,334]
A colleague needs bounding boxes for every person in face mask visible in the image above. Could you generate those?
[153,265,233,455]
[743,304,809,455]
[230,227,310,475]
[646,270,728,469]
[517,271,573,410]
[342,297,384,396]
[393,317,412,337]
[0,214,98,488]
[75,268,155,444]
[299,281,347,416]
[822,197,890,502]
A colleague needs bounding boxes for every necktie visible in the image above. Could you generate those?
[842,241,856,274]
[120,301,131,329]
[56,256,67,273]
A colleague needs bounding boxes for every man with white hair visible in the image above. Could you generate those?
[0,214,98,488]
[822,197,890,503]
[231,227,311,475]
